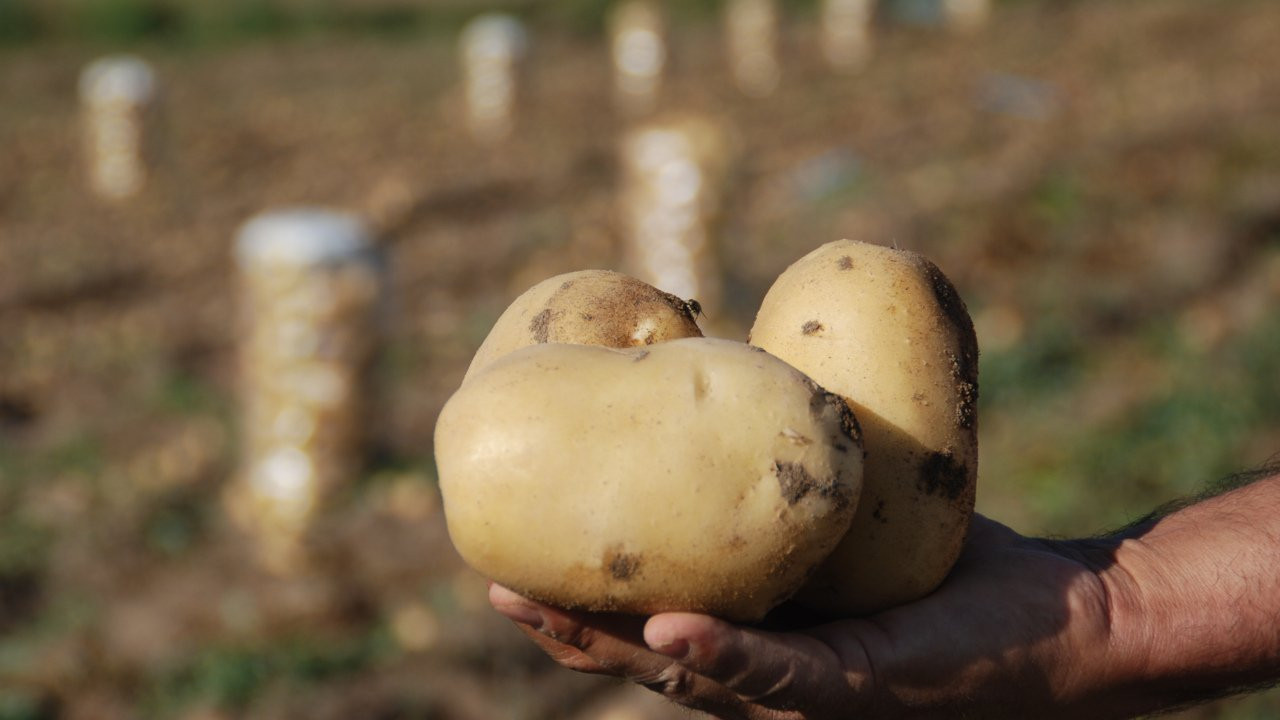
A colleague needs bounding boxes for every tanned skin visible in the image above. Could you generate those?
[490,470,1280,719]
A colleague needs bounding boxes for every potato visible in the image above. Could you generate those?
[435,337,864,622]
[750,239,978,615]
[465,270,703,380]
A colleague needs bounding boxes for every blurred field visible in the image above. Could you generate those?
[2,0,1280,717]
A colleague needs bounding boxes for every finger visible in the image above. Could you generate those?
[533,601,650,674]
[645,612,854,713]
[490,584,700,683]
[489,582,546,628]
[489,584,611,674]
[536,608,753,717]
[513,619,614,674]
[489,586,751,716]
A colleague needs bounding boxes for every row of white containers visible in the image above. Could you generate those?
[80,0,990,198]
[75,0,988,570]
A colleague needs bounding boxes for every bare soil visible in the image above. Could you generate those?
[2,1,1279,717]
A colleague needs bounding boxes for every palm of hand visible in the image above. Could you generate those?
[490,516,1116,720]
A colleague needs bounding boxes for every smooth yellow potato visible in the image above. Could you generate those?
[750,239,978,615]
[436,337,864,622]
[465,270,702,381]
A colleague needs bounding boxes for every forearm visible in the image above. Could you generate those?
[1099,472,1280,715]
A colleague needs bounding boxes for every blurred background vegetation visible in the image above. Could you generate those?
[2,0,1279,717]
[9,0,739,45]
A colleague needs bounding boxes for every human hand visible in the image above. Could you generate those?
[489,515,1133,719]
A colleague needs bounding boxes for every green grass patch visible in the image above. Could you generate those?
[150,371,226,417]
[1030,170,1084,231]
[72,0,184,43]
[0,0,835,47]
[0,517,50,579]
[144,630,393,714]
[1015,309,1280,534]
[0,692,52,720]
[0,0,41,45]
[979,318,1088,410]
[142,491,208,558]
[2,431,107,487]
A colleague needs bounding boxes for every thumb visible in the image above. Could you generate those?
[644,613,859,713]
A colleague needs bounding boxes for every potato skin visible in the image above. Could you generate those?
[750,239,978,616]
[465,270,702,381]
[436,338,863,622]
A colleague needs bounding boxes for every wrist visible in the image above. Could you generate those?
[1088,484,1280,718]
[1031,536,1159,719]
[1092,538,1166,716]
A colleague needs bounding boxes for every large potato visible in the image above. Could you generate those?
[465,270,702,380]
[750,239,978,615]
[436,337,864,622]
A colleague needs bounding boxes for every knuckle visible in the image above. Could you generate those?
[548,647,605,675]
[738,669,795,705]
[635,663,697,700]
[543,620,593,649]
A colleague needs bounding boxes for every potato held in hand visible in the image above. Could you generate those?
[751,240,979,616]
[465,270,702,380]
[436,337,864,622]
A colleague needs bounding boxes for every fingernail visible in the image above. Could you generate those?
[647,633,690,660]
[495,603,544,630]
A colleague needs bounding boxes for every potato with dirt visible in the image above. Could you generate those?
[436,337,864,622]
[464,269,703,380]
[750,239,979,616]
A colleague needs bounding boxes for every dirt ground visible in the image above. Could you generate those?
[2,0,1280,717]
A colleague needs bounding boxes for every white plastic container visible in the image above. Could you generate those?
[460,13,530,143]
[620,117,731,318]
[79,55,157,200]
[821,0,875,70]
[610,0,667,116]
[725,0,781,98]
[228,209,383,571]
[943,0,990,32]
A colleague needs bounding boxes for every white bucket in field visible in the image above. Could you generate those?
[229,209,384,571]
[821,0,875,70]
[460,13,530,143]
[610,0,667,116]
[943,0,990,32]
[620,117,731,317]
[79,55,157,200]
[726,0,781,98]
